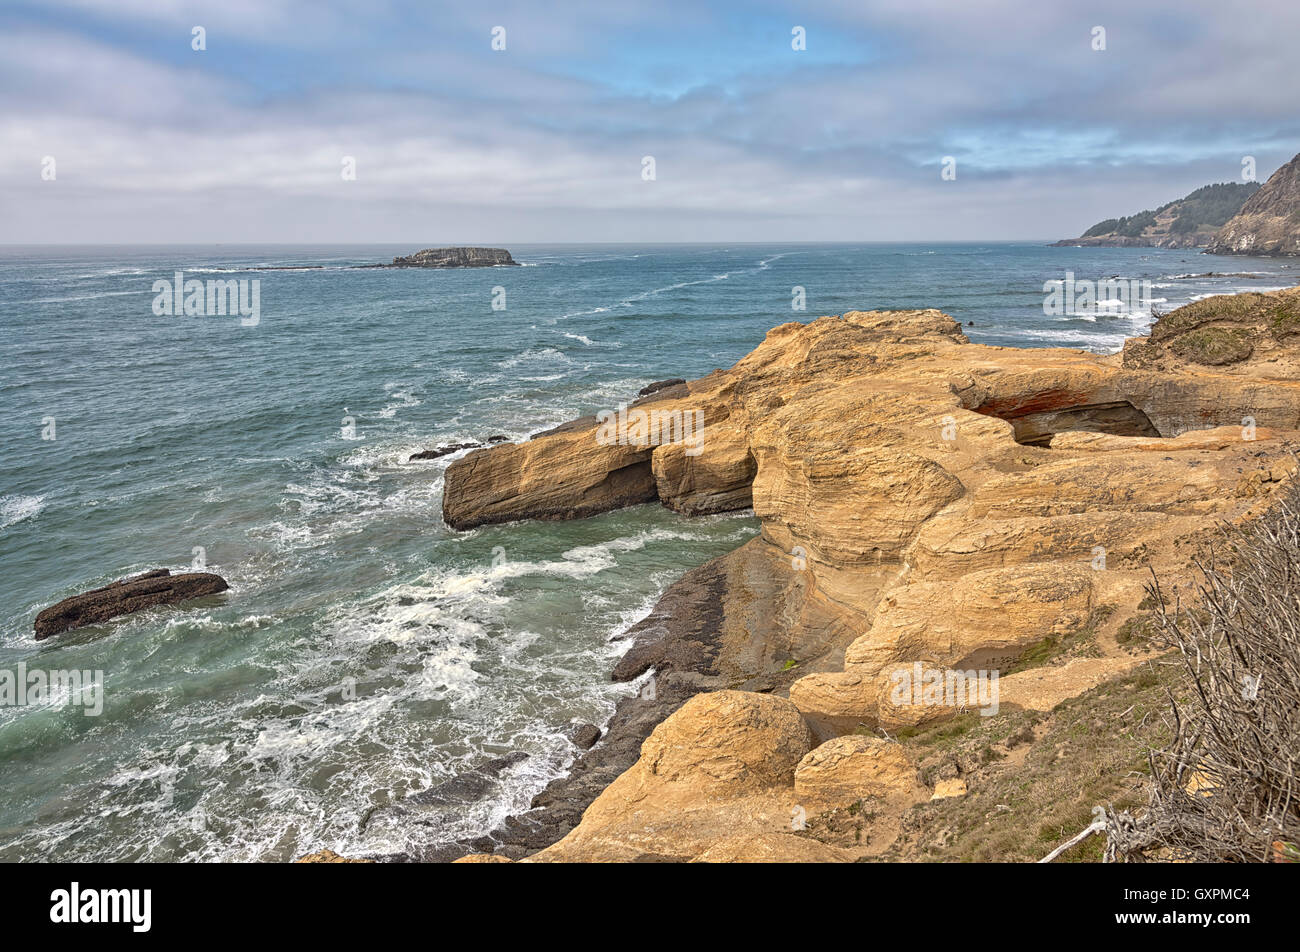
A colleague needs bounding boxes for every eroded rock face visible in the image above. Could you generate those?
[528,692,814,862]
[34,569,230,640]
[1208,153,1300,256]
[425,539,856,862]
[639,690,813,794]
[442,433,658,529]
[793,736,917,806]
[691,832,854,863]
[931,778,968,800]
[435,290,1300,862]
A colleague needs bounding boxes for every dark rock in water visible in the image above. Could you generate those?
[389,247,519,268]
[638,377,687,397]
[409,442,479,461]
[418,554,738,860]
[34,569,229,640]
[569,723,602,750]
[487,435,508,443]
[408,751,529,807]
[353,541,842,863]
[359,751,530,844]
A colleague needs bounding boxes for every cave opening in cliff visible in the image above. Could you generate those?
[978,399,1162,447]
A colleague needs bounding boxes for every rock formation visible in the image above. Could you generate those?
[1209,153,1300,256]
[388,247,518,268]
[34,569,230,640]
[435,288,1300,862]
[1122,286,1300,374]
[408,436,506,462]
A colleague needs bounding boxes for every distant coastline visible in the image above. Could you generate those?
[1051,181,1259,250]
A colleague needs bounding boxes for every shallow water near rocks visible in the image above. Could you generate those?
[0,242,1292,861]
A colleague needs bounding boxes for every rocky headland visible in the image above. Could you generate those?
[401,286,1300,862]
[1208,153,1300,256]
[1052,181,1259,249]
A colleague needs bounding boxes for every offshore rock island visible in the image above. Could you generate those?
[426,287,1300,863]
[386,247,519,268]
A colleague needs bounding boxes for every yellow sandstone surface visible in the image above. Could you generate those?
[441,291,1300,862]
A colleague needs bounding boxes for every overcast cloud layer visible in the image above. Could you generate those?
[3,0,1298,243]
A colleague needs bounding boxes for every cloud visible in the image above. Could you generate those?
[2,0,1298,241]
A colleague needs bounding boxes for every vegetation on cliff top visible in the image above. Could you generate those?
[1061,181,1260,246]
[1083,182,1259,237]
[1123,285,1300,372]
[1105,483,1300,863]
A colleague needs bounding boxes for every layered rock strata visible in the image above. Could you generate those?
[433,290,1300,862]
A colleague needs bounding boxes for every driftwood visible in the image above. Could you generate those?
[1038,806,1108,863]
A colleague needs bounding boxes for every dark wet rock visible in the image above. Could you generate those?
[409,442,480,461]
[487,435,508,443]
[352,534,850,863]
[638,377,687,397]
[358,751,529,842]
[570,724,602,750]
[419,553,739,861]
[388,247,519,268]
[34,569,230,640]
[408,752,529,806]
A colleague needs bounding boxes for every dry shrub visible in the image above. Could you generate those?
[1106,482,1300,862]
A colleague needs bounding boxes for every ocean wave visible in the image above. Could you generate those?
[376,386,421,419]
[1015,327,1131,352]
[499,347,572,369]
[0,494,45,530]
[30,290,150,304]
[552,251,797,324]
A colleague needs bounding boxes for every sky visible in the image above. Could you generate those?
[2,0,1298,243]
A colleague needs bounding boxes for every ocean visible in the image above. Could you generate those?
[1,242,1295,861]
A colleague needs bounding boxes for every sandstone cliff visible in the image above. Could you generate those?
[1208,153,1300,256]
[436,288,1300,862]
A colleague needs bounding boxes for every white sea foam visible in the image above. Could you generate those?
[552,251,798,323]
[499,347,572,368]
[0,494,45,530]
[31,290,150,304]
[376,387,421,419]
